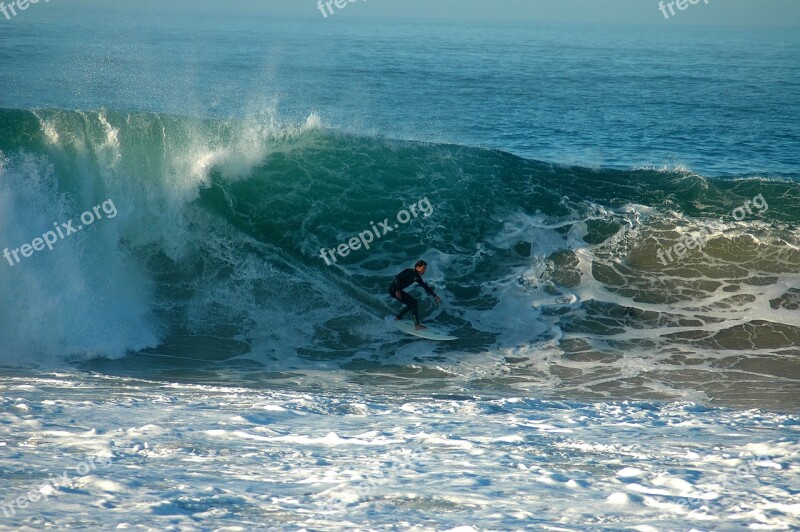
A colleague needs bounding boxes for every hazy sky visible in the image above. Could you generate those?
[51,0,800,28]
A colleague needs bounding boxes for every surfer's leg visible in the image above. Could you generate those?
[396,293,411,319]
[390,286,404,319]
[406,294,420,325]
[397,292,419,324]
[411,299,420,325]
[396,303,408,320]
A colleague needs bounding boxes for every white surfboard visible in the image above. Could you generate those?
[385,316,456,341]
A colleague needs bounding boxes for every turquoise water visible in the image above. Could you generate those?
[1,3,799,530]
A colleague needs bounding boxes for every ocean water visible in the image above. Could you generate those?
[1,3,799,530]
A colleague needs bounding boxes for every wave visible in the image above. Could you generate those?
[1,108,798,406]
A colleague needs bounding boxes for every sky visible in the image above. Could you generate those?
[38,0,800,28]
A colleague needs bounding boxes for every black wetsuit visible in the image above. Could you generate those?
[389,268,437,325]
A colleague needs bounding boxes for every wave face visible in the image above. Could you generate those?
[1,108,798,408]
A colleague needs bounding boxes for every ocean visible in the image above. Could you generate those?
[1,3,799,530]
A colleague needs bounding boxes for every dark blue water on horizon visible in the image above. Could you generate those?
[1,6,798,177]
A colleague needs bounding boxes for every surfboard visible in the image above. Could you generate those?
[384,315,456,341]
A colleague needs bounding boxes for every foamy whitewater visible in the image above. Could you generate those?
[1,4,799,530]
[1,373,798,529]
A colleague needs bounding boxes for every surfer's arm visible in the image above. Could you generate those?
[415,276,437,298]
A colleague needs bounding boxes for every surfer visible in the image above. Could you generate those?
[389,260,442,330]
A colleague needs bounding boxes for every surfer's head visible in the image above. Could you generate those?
[415,260,427,275]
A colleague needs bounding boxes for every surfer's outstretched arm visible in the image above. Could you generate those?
[415,275,441,303]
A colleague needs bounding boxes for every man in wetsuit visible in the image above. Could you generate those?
[389,260,442,330]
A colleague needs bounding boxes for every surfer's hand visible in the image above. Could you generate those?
[395,291,402,299]
[435,296,442,304]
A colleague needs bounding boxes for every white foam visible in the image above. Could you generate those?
[0,374,797,529]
